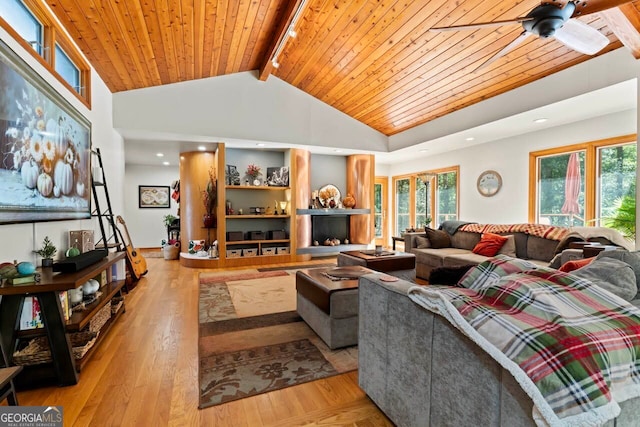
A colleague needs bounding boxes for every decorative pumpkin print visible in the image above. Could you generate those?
[21,160,38,189]
[54,159,73,195]
[37,173,53,197]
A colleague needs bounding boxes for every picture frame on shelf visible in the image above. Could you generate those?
[266,166,289,187]
[226,164,240,185]
[139,185,170,208]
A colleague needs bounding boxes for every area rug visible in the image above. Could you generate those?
[198,268,357,409]
[143,251,164,258]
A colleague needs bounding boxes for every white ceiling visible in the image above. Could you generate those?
[121,79,637,168]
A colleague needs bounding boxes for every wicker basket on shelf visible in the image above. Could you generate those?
[12,330,98,365]
[111,296,124,315]
[89,302,112,333]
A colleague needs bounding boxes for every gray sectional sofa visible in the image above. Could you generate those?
[404,225,631,281]
[358,272,640,427]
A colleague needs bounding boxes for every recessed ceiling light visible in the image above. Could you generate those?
[198,146,206,151]
[465,137,475,141]
[163,161,170,166]
[533,118,548,123]
[334,149,343,153]
[156,152,164,157]
[419,149,429,153]
[256,143,266,147]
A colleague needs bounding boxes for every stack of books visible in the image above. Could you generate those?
[6,272,40,285]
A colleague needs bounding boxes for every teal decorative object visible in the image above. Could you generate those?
[17,262,36,275]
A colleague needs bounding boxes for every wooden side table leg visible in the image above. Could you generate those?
[37,293,78,386]
[0,295,23,366]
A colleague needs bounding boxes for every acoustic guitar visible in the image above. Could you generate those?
[116,215,148,280]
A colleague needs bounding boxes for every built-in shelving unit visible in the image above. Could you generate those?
[296,208,370,215]
[225,185,290,191]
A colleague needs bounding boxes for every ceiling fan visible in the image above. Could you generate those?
[430,1,619,72]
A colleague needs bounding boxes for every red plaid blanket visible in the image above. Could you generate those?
[408,256,640,426]
[459,223,569,241]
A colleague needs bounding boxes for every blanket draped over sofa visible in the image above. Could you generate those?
[408,256,640,427]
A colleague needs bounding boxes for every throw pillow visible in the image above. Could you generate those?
[428,265,476,286]
[414,236,431,249]
[570,257,637,301]
[559,257,593,273]
[472,233,509,257]
[425,227,451,249]
[497,235,516,257]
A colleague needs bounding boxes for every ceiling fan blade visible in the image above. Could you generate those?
[545,0,635,17]
[553,19,610,54]
[472,31,532,73]
[431,17,533,32]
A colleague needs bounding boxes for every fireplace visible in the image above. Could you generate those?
[312,215,349,244]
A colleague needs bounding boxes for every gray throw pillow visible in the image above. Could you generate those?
[414,236,431,249]
[596,250,640,297]
[497,235,516,257]
[571,257,637,301]
[425,228,451,249]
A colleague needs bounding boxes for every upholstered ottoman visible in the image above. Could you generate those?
[296,266,373,349]
[337,250,416,282]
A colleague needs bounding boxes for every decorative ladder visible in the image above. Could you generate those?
[91,148,122,252]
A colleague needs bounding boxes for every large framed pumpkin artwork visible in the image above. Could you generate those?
[0,39,91,224]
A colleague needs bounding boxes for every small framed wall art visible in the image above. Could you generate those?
[139,185,171,208]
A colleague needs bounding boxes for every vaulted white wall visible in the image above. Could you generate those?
[113,71,388,152]
[389,109,636,226]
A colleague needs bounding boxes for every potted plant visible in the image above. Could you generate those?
[34,236,57,267]
[163,214,177,228]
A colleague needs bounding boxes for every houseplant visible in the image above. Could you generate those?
[163,214,177,228]
[202,167,217,228]
[34,236,57,267]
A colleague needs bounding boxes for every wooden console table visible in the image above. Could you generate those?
[0,252,126,387]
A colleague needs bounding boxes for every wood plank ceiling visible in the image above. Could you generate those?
[46,0,640,136]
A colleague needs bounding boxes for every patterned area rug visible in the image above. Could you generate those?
[198,268,357,409]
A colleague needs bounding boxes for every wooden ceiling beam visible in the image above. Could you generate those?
[258,0,308,81]
[599,4,640,58]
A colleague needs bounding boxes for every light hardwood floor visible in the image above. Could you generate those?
[14,255,393,426]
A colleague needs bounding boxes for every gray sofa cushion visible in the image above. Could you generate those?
[444,252,490,267]
[595,250,640,298]
[450,231,481,250]
[526,236,559,262]
[571,257,637,301]
[413,248,470,268]
[497,235,517,257]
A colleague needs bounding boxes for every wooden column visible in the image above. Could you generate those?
[179,150,219,251]
[293,149,311,251]
[347,154,374,245]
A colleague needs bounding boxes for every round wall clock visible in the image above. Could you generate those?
[477,170,502,197]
